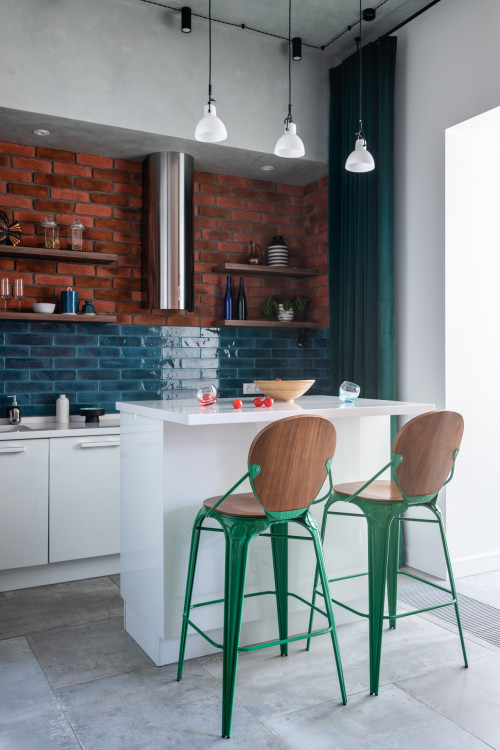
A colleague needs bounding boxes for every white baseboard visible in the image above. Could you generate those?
[451,550,500,579]
[404,546,448,579]
[0,554,120,592]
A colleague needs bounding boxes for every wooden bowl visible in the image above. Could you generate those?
[254,380,315,403]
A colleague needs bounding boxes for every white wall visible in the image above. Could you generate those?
[395,0,500,575]
[445,107,500,576]
[2,0,331,164]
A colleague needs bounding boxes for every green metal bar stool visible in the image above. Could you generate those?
[307,410,468,696]
[177,414,347,738]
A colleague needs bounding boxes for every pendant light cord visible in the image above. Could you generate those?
[285,0,293,129]
[208,0,214,111]
[358,0,364,138]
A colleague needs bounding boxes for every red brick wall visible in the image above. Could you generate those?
[0,142,329,327]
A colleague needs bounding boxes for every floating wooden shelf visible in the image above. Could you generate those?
[0,312,117,323]
[212,263,318,279]
[215,319,318,329]
[0,245,117,265]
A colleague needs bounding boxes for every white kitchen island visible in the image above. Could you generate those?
[117,395,433,666]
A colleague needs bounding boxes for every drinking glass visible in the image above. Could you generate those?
[339,381,360,402]
[195,384,218,406]
[13,279,23,311]
[0,278,9,311]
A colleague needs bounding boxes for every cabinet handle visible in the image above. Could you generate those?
[0,446,26,453]
[79,441,120,448]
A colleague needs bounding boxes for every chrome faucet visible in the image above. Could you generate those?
[7,395,21,425]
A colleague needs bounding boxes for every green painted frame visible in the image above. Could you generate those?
[177,460,346,738]
[307,450,468,696]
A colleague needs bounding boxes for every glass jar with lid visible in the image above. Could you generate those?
[69,219,86,252]
[39,216,60,249]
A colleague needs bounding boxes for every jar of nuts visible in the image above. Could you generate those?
[69,219,86,252]
[40,216,60,250]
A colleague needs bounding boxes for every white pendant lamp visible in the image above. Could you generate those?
[195,0,227,143]
[345,0,375,173]
[274,0,305,159]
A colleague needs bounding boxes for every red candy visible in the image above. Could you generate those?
[264,397,274,407]
[232,398,243,409]
[253,397,264,407]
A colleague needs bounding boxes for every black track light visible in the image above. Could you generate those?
[181,6,191,33]
[292,36,302,60]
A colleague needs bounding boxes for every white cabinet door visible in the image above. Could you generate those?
[49,434,120,562]
[0,439,49,569]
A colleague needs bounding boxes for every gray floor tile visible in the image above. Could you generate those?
[199,615,488,720]
[108,573,120,588]
[55,660,284,748]
[27,616,153,689]
[397,651,500,749]
[265,683,491,750]
[0,577,123,640]
[0,637,81,750]
[456,569,500,609]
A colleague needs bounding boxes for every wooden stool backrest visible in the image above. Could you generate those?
[393,410,464,497]
[248,414,337,513]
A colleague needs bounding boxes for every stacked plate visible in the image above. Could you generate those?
[267,243,289,267]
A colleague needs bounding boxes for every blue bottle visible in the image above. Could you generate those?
[224,275,233,320]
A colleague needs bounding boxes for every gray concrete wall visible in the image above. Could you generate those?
[3,0,331,164]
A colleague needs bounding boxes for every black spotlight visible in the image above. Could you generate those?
[363,8,376,21]
[181,6,192,33]
[296,328,307,348]
[292,36,302,61]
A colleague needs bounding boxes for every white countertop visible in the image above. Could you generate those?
[116,396,435,426]
[0,415,120,441]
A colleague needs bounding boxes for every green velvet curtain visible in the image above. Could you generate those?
[329,36,397,402]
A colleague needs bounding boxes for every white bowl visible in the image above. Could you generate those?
[32,303,55,314]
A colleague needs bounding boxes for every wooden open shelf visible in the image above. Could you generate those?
[0,245,117,265]
[212,262,318,279]
[215,319,317,329]
[0,312,117,323]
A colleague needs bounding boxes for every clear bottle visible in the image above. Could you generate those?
[69,219,85,252]
[40,216,60,249]
[56,394,70,423]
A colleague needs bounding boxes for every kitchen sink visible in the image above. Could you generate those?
[0,424,32,432]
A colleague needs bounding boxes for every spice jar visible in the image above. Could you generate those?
[69,219,86,252]
[40,216,60,249]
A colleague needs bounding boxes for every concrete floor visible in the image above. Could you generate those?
[1,570,499,749]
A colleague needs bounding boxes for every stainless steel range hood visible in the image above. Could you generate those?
[143,152,194,311]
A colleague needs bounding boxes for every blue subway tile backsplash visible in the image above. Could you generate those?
[0,322,331,417]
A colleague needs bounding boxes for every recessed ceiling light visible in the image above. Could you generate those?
[33,129,50,136]
[260,165,274,171]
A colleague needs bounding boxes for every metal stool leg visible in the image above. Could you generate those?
[361,502,395,695]
[304,513,347,704]
[431,505,468,668]
[177,508,207,681]
[387,517,400,630]
[306,498,332,651]
[271,522,289,656]
[221,522,253,738]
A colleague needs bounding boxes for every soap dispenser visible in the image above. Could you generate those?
[7,395,21,425]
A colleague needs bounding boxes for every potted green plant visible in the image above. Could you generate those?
[293,295,309,321]
[260,295,296,322]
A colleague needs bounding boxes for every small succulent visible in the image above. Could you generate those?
[293,296,309,314]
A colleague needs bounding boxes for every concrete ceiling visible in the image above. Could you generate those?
[137,0,438,60]
[1,0,440,185]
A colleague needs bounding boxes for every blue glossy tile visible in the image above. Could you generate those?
[0,346,30,357]
[55,334,99,346]
[5,358,53,369]
[31,347,77,358]
[30,370,76,382]
[0,370,29,382]
[98,336,143,347]
[6,334,53,346]
[77,370,118,381]
[120,369,161,380]
[53,358,100,369]
[0,321,30,333]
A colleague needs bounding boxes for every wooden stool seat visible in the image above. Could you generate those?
[333,479,403,503]
[203,492,266,518]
